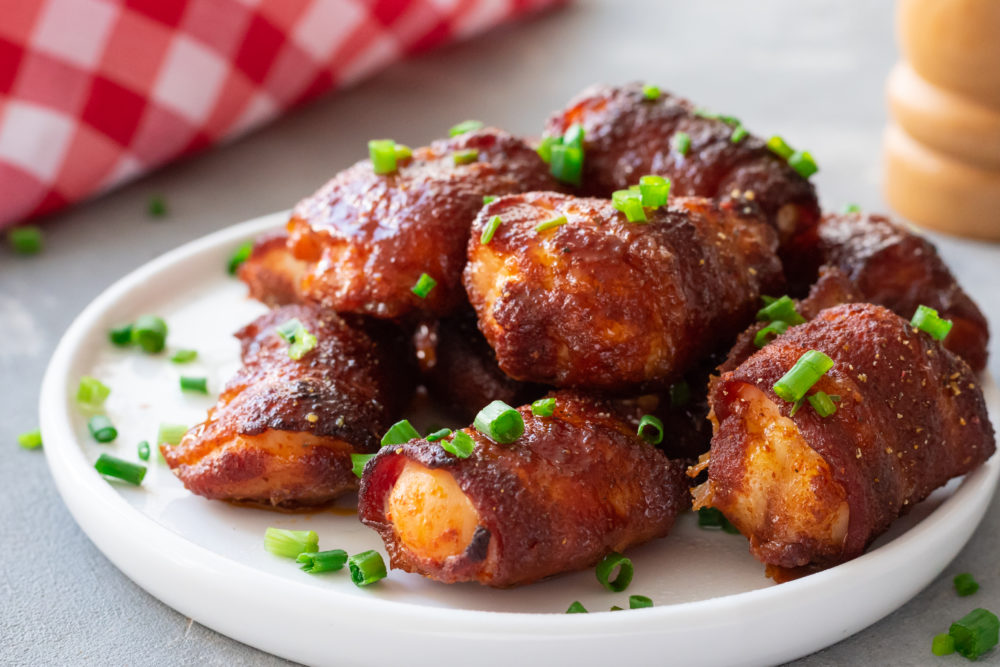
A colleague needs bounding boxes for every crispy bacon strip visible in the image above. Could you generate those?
[163,304,413,509]
[358,391,689,587]
[787,212,989,370]
[464,192,783,391]
[697,303,994,577]
[544,82,821,244]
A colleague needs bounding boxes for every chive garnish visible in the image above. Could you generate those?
[425,428,452,442]
[351,453,375,478]
[368,139,398,174]
[949,608,999,660]
[788,150,818,179]
[94,453,146,485]
[7,225,43,255]
[227,241,253,275]
[411,273,437,299]
[348,550,387,586]
[637,414,664,445]
[773,350,834,404]
[671,131,691,156]
[955,573,980,597]
[642,84,660,100]
[911,305,953,341]
[449,120,484,137]
[481,215,502,244]
[76,376,111,413]
[566,601,588,613]
[535,216,568,233]
[131,315,168,354]
[629,595,653,609]
[148,195,167,218]
[297,549,348,574]
[179,376,208,394]
[381,419,420,446]
[275,318,318,360]
[17,429,42,450]
[264,527,318,559]
[109,324,133,347]
[595,552,633,592]
[137,440,150,461]
[452,149,479,166]
[531,397,556,417]
[88,415,118,443]
[441,431,474,458]
[170,349,198,364]
[157,422,187,446]
[473,400,524,444]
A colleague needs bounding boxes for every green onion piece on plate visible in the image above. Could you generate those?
[381,419,420,447]
[932,632,955,656]
[158,422,188,446]
[131,315,168,354]
[697,507,741,534]
[955,573,980,597]
[911,305,953,341]
[76,375,111,413]
[611,189,647,223]
[449,120,483,136]
[637,414,664,445]
[807,391,839,418]
[179,376,208,394]
[473,400,524,444]
[566,601,588,614]
[94,453,146,486]
[595,551,633,592]
[351,453,375,479]
[368,139,397,175]
[638,174,670,208]
[109,324,133,347]
[531,397,556,417]
[949,608,999,660]
[843,203,861,213]
[17,428,42,450]
[297,549,348,574]
[549,144,583,186]
[88,415,118,443]
[441,431,474,458]
[170,349,198,364]
[147,195,167,217]
[264,527,319,559]
[348,550,387,586]
[411,273,437,299]
[227,241,253,275]
[137,440,150,461]
[7,225,43,255]
[629,595,653,609]
[773,350,834,403]
[756,295,806,325]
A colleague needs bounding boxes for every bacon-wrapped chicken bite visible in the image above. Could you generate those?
[283,128,559,320]
[358,392,689,587]
[413,311,545,422]
[464,193,783,391]
[163,304,414,509]
[238,231,308,307]
[544,82,820,244]
[788,211,989,371]
[694,303,995,578]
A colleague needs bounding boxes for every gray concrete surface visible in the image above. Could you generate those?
[2,1,999,665]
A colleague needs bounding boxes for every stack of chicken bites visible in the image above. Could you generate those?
[163,81,995,588]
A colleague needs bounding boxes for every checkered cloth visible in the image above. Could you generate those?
[0,0,563,228]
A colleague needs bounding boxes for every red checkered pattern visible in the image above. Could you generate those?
[0,0,564,228]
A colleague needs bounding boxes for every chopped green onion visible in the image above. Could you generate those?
[766,135,794,159]
[483,195,497,205]
[756,295,806,325]
[932,632,956,656]
[473,400,524,444]
[348,550,387,586]
[671,131,691,156]
[629,595,653,609]
[148,195,167,217]
[595,552,633,592]
[7,225,43,254]
[911,305,953,341]
[453,149,479,165]
[157,422,187,446]
[731,125,748,143]
[264,527,318,559]
[449,120,483,137]
[88,415,118,443]
[411,273,437,299]
[637,414,664,445]
[179,376,208,394]
[788,150,818,179]
[170,349,198,364]
[275,318,318,360]
[549,144,583,186]
[642,84,660,100]
[697,507,741,534]
[531,397,556,417]
[441,431,474,458]
[425,428,452,442]
[669,381,691,408]
[807,391,839,418]
[563,123,585,149]
[368,139,397,174]
[94,453,146,485]
[611,189,647,223]
[949,608,999,660]
[227,241,253,275]
[137,440,150,461]
[481,215,502,244]
[534,216,568,233]
[610,605,623,612]
[638,175,670,208]
[394,144,412,161]
[773,350,834,403]
[789,397,806,418]
[131,315,168,354]
[109,324,133,346]
[381,419,420,446]
[17,428,42,450]
[955,573,980,597]
[843,203,861,213]
[351,453,375,478]
[297,549,348,574]
[754,320,790,348]
[566,601,588,614]
[537,135,557,163]
[76,376,111,413]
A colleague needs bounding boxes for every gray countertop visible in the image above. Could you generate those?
[3,1,999,665]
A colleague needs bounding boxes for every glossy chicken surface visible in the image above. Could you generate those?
[239,231,307,307]
[464,192,783,391]
[163,304,413,508]
[544,82,821,244]
[358,391,689,587]
[284,128,559,320]
[788,211,989,371]
[697,303,995,577]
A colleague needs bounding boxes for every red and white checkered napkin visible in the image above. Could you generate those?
[0,0,563,228]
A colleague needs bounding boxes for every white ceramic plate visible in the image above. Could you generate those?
[41,212,1000,667]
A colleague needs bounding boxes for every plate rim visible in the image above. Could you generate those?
[40,211,1000,666]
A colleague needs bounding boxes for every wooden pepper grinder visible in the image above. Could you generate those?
[884,0,1000,240]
